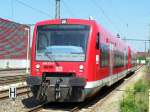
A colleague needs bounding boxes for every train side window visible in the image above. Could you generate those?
[100,44,109,67]
[96,33,100,50]
[114,50,124,68]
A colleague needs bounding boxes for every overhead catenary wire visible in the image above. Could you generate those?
[122,38,150,52]
[90,0,123,35]
[108,0,127,26]
[122,39,150,41]
[15,0,52,18]
[62,0,76,17]
[107,0,129,38]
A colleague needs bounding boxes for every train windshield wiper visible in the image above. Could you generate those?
[44,52,59,66]
[44,52,54,61]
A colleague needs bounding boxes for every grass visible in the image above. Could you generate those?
[120,66,150,112]
[141,65,150,73]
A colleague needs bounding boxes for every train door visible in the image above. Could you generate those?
[109,43,113,85]
[95,33,100,80]
[124,49,127,69]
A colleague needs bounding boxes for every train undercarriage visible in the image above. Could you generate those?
[27,73,86,102]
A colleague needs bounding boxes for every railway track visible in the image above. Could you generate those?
[64,66,143,112]
[0,75,27,85]
[35,67,141,112]
[25,66,143,112]
[0,69,26,76]
[0,69,26,72]
[0,85,31,101]
[27,103,47,112]
[25,79,131,112]
[69,83,123,112]
[70,66,143,112]
[27,102,78,112]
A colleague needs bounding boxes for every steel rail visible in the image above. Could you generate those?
[0,75,27,85]
[0,85,30,100]
[69,65,143,112]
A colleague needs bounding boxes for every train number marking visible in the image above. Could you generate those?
[56,66,63,72]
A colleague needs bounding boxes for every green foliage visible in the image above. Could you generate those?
[120,92,140,112]
[134,80,148,92]
[120,80,149,112]
[141,65,150,73]
[137,56,146,60]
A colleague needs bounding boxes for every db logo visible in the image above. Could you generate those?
[56,66,63,72]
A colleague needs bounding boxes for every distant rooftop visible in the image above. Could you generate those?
[137,52,150,57]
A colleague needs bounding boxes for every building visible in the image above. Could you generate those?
[136,52,150,64]
[0,18,30,69]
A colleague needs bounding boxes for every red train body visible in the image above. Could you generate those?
[27,19,137,102]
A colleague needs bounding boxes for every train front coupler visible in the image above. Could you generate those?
[55,78,63,100]
[38,75,86,102]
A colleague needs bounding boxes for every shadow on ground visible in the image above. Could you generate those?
[22,96,41,108]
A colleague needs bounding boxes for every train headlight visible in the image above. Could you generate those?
[36,64,40,69]
[36,64,40,72]
[79,65,84,72]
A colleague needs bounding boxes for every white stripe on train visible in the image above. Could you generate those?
[85,66,137,89]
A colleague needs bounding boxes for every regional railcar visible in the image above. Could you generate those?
[128,47,137,72]
[27,19,136,102]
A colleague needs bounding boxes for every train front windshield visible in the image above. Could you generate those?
[36,24,90,61]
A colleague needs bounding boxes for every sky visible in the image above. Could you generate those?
[0,0,150,52]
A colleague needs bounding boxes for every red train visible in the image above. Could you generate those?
[27,19,137,102]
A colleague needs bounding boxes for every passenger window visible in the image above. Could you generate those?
[114,50,124,68]
[96,33,100,50]
[100,44,109,67]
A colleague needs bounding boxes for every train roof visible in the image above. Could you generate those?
[35,18,97,26]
